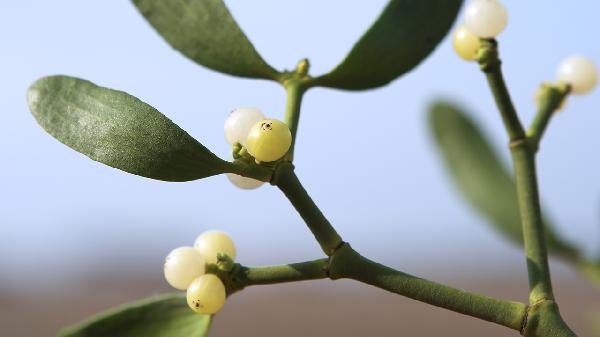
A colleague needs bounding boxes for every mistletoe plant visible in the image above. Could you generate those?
[26,0,599,336]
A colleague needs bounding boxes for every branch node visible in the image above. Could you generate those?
[325,241,349,278]
[478,38,500,73]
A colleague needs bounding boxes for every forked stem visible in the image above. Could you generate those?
[269,163,529,331]
[478,38,577,336]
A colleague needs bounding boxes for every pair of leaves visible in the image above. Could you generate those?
[132,0,462,90]
[60,293,212,337]
[29,1,464,183]
[427,102,580,260]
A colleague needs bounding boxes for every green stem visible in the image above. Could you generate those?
[511,142,554,303]
[479,38,556,304]
[283,81,306,161]
[270,162,528,330]
[329,244,527,330]
[274,162,343,255]
[227,251,528,331]
[241,259,328,286]
[282,59,309,162]
[527,83,570,150]
[478,39,525,141]
[522,301,576,337]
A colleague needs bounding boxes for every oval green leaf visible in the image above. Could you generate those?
[132,0,279,80]
[428,101,579,259]
[28,75,233,182]
[309,0,462,90]
[60,293,212,337]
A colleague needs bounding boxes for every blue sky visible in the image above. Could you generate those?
[1,1,599,289]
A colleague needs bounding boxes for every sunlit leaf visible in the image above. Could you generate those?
[132,0,279,80]
[61,293,212,337]
[310,0,462,90]
[28,75,233,182]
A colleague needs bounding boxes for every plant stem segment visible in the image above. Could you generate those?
[282,59,310,162]
[274,162,343,255]
[510,141,554,303]
[478,38,557,305]
[527,83,570,151]
[270,162,528,330]
[329,244,527,331]
[283,80,306,161]
[240,259,328,286]
[229,248,527,331]
[478,39,525,142]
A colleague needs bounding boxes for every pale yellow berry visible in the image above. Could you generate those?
[464,0,508,38]
[186,274,226,314]
[556,56,598,95]
[453,25,481,61]
[194,230,237,264]
[245,119,292,162]
[226,173,264,190]
[163,247,205,290]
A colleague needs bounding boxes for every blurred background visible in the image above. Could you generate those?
[1,1,599,336]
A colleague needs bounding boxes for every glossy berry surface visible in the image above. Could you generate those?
[163,247,206,291]
[453,25,480,61]
[226,173,264,190]
[194,230,237,265]
[186,274,226,314]
[224,107,265,146]
[464,0,508,38]
[245,119,292,162]
[556,56,598,95]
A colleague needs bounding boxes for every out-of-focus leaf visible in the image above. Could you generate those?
[309,0,462,90]
[593,310,600,337]
[61,293,212,337]
[428,101,579,259]
[132,0,279,80]
[28,75,233,182]
[580,260,600,289]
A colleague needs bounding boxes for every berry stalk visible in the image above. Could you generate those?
[527,83,570,151]
[478,39,525,142]
[236,259,329,287]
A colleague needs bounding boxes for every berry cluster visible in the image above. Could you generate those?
[163,231,236,314]
[453,0,597,98]
[224,107,292,189]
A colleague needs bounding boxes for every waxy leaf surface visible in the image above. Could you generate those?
[29,75,232,181]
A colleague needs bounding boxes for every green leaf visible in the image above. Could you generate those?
[593,310,600,337]
[579,259,600,289]
[132,0,279,80]
[60,293,212,337]
[309,0,462,90]
[428,101,579,259]
[28,75,233,182]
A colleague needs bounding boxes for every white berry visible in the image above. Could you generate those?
[187,274,227,314]
[194,230,237,265]
[226,173,264,190]
[224,107,265,146]
[464,0,508,38]
[556,56,598,95]
[163,247,206,290]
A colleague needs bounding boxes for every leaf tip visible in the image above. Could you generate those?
[27,78,45,111]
